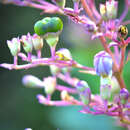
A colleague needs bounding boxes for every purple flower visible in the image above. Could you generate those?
[119,88,129,105]
[76,80,91,105]
[94,51,113,77]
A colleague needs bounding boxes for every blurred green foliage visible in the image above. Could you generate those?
[0,0,129,130]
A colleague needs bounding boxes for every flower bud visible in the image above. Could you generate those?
[99,4,107,21]
[76,80,91,105]
[118,25,128,39]
[119,88,129,105]
[52,0,66,8]
[94,51,113,77]
[21,33,33,53]
[43,77,56,95]
[56,48,72,61]
[61,90,72,101]
[106,0,118,19]
[7,37,20,56]
[50,65,61,76]
[22,75,44,88]
[100,84,111,100]
[34,17,63,47]
[32,34,43,50]
[100,1,118,20]
[45,34,59,47]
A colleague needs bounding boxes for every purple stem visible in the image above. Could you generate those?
[27,52,32,61]
[50,46,56,59]
[1,56,94,71]
[18,53,27,61]
[74,2,79,13]
[106,112,119,116]
[114,46,120,64]
[56,85,78,94]
[14,56,18,65]
[37,50,41,58]
[104,100,108,112]
[47,94,51,101]
[37,94,75,106]
[57,73,77,86]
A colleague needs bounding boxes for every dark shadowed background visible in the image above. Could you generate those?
[0,0,130,130]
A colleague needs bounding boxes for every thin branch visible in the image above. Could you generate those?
[119,39,127,73]
[80,0,96,22]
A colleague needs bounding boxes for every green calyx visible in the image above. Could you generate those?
[34,17,63,37]
[45,34,59,47]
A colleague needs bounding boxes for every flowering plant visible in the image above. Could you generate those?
[0,0,130,129]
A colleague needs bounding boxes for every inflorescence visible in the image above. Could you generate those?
[1,0,130,128]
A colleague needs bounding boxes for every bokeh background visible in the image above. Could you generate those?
[0,0,130,130]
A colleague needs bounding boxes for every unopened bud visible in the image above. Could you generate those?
[106,0,118,19]
[32,34,43,50]
[119,88,129,105]
[43,77,56,95]
[94,51,113,77]
[56,48,72,61]
[7,37,20,56]
[100,4,107,20]
[76,80,91,105]
[100,1,118,20]
[22,75,44,88]
[21,33,33,53]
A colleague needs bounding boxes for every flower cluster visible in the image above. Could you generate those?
[1,0,130,129]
